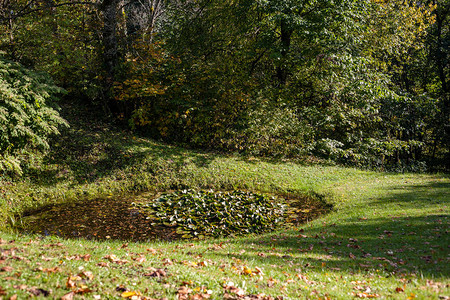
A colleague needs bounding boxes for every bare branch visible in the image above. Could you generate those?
[0,1,97,23]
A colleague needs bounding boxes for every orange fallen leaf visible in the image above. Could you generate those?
[243,266,253,275]
[198,261,208,267]
[39,266,60,273]
[353,292,380,298]
[254,266,264,275]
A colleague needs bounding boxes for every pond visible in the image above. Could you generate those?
[16,196,180,242]
[15,191,332,242]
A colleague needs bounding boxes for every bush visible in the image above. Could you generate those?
[223,101,314,157]
[0,58,68,175]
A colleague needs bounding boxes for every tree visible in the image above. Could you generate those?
[0,57,68,175]
[0,0,445,169]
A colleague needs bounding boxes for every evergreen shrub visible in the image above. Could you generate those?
[0,58,68,175]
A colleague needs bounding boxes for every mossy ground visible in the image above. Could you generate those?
[0,101,448,299]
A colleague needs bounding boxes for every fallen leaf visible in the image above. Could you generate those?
[66,275,81,289]
[207,243,224,250]
[40,267,61,273]
[254,266,264,275]
[116,285,127,293]
[133,255,146,263]
[1,266,13,272]
[223,282,245,297]
[27,287,51,297]
[40,256,54,261]
[61,291,75,300]
[144,268,167,278]
[66,254,91,261]
[104,254,128,264]
[243,266,253,276]
[73,287,92,295]
[79,271,94,281]
[198,261,208,267]
[267,278,278,287]
[121,291,140,298]
[97,262,109,267]
[353,292,380,298]
[13,284,27,290]
[177,286,192,300]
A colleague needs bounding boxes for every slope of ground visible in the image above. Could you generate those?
[0,102,448,299]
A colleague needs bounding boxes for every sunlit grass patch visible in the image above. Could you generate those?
[0,101,449,299]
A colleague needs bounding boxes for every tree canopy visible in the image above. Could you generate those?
[0,0,448,173]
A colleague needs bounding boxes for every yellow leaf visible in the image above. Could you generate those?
[121,291,138,298]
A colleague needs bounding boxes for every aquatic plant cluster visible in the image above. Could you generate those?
[134,190,287,238]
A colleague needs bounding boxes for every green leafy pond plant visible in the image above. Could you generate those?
[133,190,287,239]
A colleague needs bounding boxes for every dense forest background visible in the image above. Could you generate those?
[0,0,449,175]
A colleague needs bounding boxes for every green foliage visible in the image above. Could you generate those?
[222,100,314,157]
[0,1,103,101]
[134,189,287,238]
[1,0,447,170]
[148,0,442,169]
[0,58,68,175]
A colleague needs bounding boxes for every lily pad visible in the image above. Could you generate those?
[133,189,287,238]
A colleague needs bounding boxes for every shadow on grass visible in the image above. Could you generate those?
[24,102,219,186]
[224,180,449,278]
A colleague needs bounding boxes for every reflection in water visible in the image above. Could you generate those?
[17,198,180,241]
[16,193,331,241]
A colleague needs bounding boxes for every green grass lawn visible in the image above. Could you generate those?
[0,103,449,299]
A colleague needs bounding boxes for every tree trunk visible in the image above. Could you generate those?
[101,0,119,114]
[276,18,293,86]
